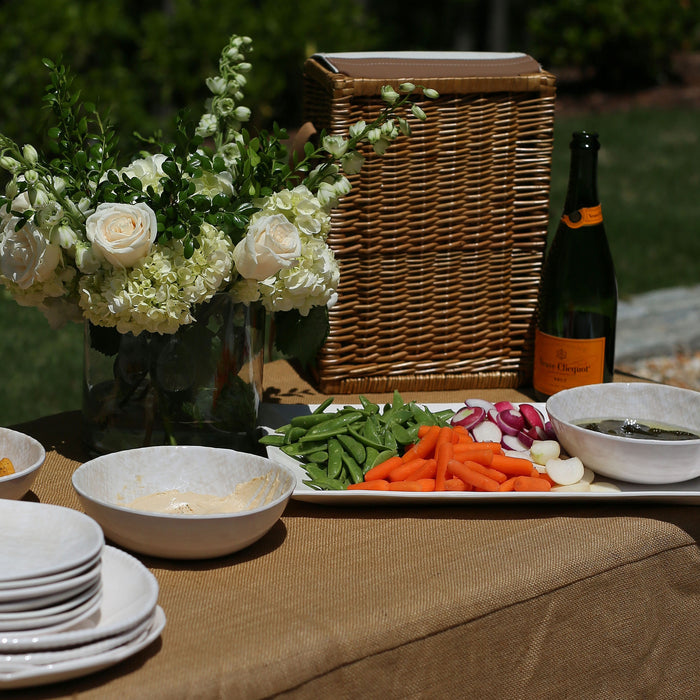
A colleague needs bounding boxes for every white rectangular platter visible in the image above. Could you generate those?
[259,403,700,505]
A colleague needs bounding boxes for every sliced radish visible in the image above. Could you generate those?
[464,399,496,413]
[472,420,502,443]
[501,433,530,451]
[486,408,499,424]
[520,404,545,430]
[495,413,520,437]
[499,409,525,432]
[450,406,486,430]
[543,421,557,439]
[494,400,514,412]
[545,456,585,486]
[516,430,534,449]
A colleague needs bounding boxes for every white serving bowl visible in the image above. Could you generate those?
[546,383,700,484]
[0,427,46,500]
[72,446,295,559]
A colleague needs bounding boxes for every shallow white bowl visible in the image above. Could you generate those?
[0,427,46,500]
[546,383,700,484]
[72,446,295,559]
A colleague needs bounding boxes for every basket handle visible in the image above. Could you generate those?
[290,121,318,166]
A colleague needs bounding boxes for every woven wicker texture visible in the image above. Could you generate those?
[303,59,556,393]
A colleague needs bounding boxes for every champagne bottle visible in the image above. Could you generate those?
[533,131,617,400]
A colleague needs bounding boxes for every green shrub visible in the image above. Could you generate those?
[0,0,378,160]
[528,0,700,88]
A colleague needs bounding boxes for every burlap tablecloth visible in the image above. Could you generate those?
[5,362,700,699]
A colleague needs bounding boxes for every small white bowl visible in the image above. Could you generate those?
[72,446,295,559]
[0,428,46,500]
[546,383,700,484]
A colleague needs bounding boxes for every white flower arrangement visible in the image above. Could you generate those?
[0,34,437,361]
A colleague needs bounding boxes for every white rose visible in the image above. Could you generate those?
[86,202,158,268]
[233,214,301,280]
[0,217,60,289]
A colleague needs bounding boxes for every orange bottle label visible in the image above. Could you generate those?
[561,204,603,228]
[533,329,606,396]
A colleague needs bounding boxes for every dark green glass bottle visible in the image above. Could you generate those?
[533,131,617,400]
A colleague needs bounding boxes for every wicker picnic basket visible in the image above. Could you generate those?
[302,53,556,393]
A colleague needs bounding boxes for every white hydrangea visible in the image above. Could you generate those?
[240,186,338,314]
[257,235,340,316]
[78,222,235,335]
[113,154,168,193]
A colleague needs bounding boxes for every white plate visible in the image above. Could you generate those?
[0,501,104,583]
[263,402,700,505]
[0,580,101,623]
[0,553,102,592]
[0,605,165,689]
[0,607,156,666]
[0,560,101,607]
[0,546,159,652]
[0,586,103,634]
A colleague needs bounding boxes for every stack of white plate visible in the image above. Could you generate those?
[0,500,165,689]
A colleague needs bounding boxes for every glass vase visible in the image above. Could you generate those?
[82,295,265,456]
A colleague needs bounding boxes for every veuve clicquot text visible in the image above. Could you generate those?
[533,131,618,400]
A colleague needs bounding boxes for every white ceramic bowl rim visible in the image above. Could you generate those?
[546,383,700,447]
[72,445,296,520]
[0,428,46,476]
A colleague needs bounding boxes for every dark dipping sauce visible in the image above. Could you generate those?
[577,418,700,441]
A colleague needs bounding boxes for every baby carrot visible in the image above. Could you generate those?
[451,445,495,467]
[405,458,437,481]
[417,424,432,439]
[388,479,435,492]
[490,454,535,477]
[512,475,552,492]
[401,425,441,462]
[388,457,428,482]
[364,455,403,481]
[457,459,507,484]
[454,441,502,457]
[347,480,390,490]
[498,477,518,492]
[447,460,501,492]
[451,425,474,444]
[434,440,453,491]
[445,477,469,491]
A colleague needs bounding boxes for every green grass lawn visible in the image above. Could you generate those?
[1,105,699,426]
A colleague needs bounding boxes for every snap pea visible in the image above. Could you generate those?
[390,421,414,446]
[327,438,343,479]
[306,450,329,464]
[280,440,327,457]
[290,413,334,429]
[284,426,307,444]
[313,397,335,414]
[337,434,366,465]
[349,425,387,452]
[299,412,363,441]
[368,448,395,471]
[259,433,285,446]
[359,395,379,414]
[340,449,363,484]
[303,476,346,491]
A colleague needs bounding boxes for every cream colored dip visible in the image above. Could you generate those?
[126,476,272,515]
